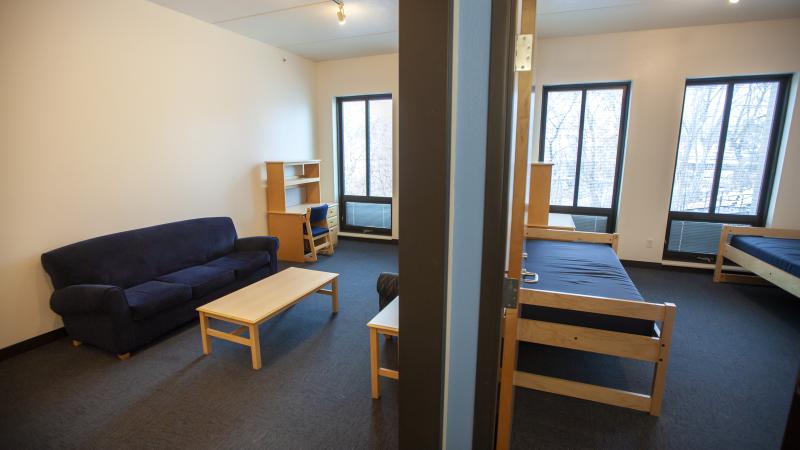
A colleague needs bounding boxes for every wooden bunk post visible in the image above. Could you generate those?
[650,302,676,416]
[713,225,731,282]
[496,0,536,449]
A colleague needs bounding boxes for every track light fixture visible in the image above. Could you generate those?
[333,0,346,25]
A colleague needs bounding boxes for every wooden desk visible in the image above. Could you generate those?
[527,213,576,231]
[367,296,399,399]
[197,267,339,370]
[268,203,339,262]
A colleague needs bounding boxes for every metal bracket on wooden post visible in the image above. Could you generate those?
[514,34,533,72]
[502,277,519,308]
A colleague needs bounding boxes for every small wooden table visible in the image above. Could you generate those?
[367,296,399,399]
[197,267,339,370]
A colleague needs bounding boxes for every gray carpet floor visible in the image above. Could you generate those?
[1,241,798,449]
[512,265,800,450]
[0,240,399,450]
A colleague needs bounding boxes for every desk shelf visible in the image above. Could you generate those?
[265,160,338,262]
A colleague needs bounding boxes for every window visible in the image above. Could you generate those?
[665,75,790,262]
[336,94,393,234]
[538,83,630,232]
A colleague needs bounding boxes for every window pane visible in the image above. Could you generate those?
[571,214,608,233]
[342,101,366,196]
[670,84,727,212]
[577,89,623,208]
[543,90,582,206]
[715,82,779,215]
[345,202,391,229]
[368,99,393,197]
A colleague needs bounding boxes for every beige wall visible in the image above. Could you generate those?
[532,18,800,263]
[0,0,315,348]
[314,54,399,239]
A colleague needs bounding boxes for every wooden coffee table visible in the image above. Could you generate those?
[196,267,339,370]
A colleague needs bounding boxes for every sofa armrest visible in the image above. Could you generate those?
[376,272,399,311]
[50,284,130,317]
[235,236,280,273]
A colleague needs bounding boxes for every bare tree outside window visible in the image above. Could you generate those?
[337,95,393,234]
[539,83,630,233]
[665,76,788,261]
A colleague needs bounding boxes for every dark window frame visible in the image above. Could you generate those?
[335,93,393,235]
[538,82,631,233]
[664,74,792,262]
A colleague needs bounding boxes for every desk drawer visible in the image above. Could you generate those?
[327,203,338,219]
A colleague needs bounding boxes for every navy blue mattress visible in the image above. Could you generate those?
[731,235,800,278]
[522,239,654,336]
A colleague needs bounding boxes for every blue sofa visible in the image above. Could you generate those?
[41,217,279,357]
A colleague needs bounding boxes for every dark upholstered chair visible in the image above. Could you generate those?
[303,204,333,262]
[41,217,279,359]
[376,272,399,311]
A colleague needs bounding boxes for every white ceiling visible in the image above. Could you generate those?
[538,0,800,38]
[148,0,800,61]
[149,0,398,61]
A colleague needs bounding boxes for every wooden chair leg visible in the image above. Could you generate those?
[326,233,334,255]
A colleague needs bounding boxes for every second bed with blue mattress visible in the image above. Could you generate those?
[523,239,655,336]
[730,235,800,278]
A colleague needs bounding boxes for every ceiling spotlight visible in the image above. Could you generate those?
[729,0,740,4]
[334,0,346,25]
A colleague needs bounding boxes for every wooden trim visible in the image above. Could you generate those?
[717,272,771,286]
[379,368,400,380]
[525,227,618,249]
[497,0,538,446]
[514,371,651,412]
[721,243,800,297]
[518,289,667,321]
[517,319,661,362]
[713,225,731,282]
[649,303,676,416]
[726,225,800,238]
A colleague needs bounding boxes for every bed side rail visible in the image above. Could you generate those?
[714,225,800,284]
[525,228,619,253]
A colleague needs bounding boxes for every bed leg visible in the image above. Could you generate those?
[650,303,676,416]
[713,226,731,283]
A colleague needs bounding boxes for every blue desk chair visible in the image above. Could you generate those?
[303,204,333,262]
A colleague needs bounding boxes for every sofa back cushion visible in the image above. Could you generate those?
[41,217,237,289]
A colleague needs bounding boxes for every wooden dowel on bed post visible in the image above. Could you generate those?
[649,302,676,416]
[714,226,731,283]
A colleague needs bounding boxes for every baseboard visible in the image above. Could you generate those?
[339,234,398,245]
[0,327,66,362]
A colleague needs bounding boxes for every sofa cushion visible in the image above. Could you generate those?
[157,265,235,299]
[124,281,192,321]
[205,251,270,279]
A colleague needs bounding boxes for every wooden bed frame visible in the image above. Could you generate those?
[517,228,677,415]
[714,226,800,297]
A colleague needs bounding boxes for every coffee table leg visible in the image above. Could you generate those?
[249,324,262,370]
[332,277,339,313]
[370,328,380,399]
[199,312,211,355]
